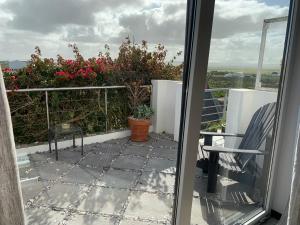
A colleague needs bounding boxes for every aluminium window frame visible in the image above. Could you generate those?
[174,0,298,224]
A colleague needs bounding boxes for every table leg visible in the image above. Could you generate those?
[73,134,76,148]
[48,131,52,153]
[203,135,213,174]
[81,132,83,156]
[55,137,58,161]
[207,152,219,193]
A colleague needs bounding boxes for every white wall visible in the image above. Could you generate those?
[17,129,132,155]
[225,89,277,148]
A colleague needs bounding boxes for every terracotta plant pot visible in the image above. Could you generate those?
[128,117,151,142]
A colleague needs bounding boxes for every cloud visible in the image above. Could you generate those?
[0,0,290,67]
[112,2,186,45]
[3,0,140,33]
[212,0,288,38]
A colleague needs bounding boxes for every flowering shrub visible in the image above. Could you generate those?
[2,67,19,90]
[3,39,182,90]
[3,39,182,145]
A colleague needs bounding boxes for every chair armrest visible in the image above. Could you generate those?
[200,131,244,138]
[202,146,266,155]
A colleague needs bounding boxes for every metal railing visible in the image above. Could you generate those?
[7,86,131,132]
[6,86,228,145]
[6,86,139,145]
[202,88,229,126]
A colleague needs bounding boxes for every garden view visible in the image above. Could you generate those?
[2,38,280,145]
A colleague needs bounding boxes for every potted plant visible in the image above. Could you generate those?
[126,80,154,142]
[128,105,154,142]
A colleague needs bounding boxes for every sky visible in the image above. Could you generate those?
[0,0,290,68]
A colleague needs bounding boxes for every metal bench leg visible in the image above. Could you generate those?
[81,132,83,156]
[48,131,52,153]
[73,134,76,148]
[207,152,219,193]
[55,137,58,161]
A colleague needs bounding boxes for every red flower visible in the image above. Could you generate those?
[66,59,74,65]
[3,67,13,73]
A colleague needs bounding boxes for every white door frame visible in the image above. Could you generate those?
[174,0,215,224]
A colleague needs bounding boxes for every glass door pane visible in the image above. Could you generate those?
[189,0,291,224]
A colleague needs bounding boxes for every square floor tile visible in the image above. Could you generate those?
[77,187,130,214]
[92,143,123,155]
[35,183,88,208]
[66,214,116,225]
[25,207,66,225]
[124,192,173,221]
[150,148,177,160]
[111,156,145,170]
[19,164,39,180]
[21,180,48,204]
[61,166,101,184]
[79,153,115,169]
[34,161,72,181]
[144,159,176,174]
[122,145,151,157]
[96,169,139,188]
[29,153,54,165]
[51,150,84,164]
[119,219,166,225]
[151,139,178,149]
[135,172,175,193]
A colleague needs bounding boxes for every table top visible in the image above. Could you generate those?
[49,124,82,135]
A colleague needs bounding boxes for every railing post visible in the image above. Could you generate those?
[105,88,108,132]
[45,91,50,129]
[222,90,228,120]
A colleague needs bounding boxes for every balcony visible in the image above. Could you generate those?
[11,80,278,224]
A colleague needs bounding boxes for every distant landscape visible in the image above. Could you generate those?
[1,60,280,91]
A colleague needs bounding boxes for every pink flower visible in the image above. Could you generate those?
[3,67,13,73]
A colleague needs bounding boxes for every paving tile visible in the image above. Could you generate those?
[61,165,101,184]
[50,150,84,164]
[66,214,116,225]
[77,187,130,214]
[19,164,39,180]
[119,219,166,225]
[96,169,139,188]
[124,192,173,221]
[126,138,156,147]
[34,161,72,181]
[151,138,178,149]
[135,172,175,193]
[144,158,176,174]
[122,145,151,157]
[29,152,54,164]
[150,148,177,160]
[111,155,145,170]
[25,207,66,225]
[91,142,123,155]
[79,153,115,169]
[109,137,130,145]
[21,180,48,204]
[35,183,88,208]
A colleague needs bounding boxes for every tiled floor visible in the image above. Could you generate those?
[20,134,176,225]
[20,133,263,225]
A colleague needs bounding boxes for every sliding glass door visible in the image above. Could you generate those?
[174,0,292,224]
